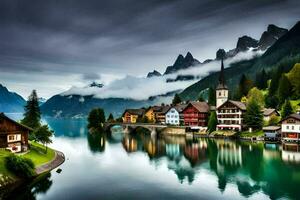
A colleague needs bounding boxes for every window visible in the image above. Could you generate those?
[287,126,289,130]
[292,126,294,130]
[219,92,221,96]
[9,135,14,140]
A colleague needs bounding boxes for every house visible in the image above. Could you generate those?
[263,126,281,141]
[122,109,145,123]
[182,101,209,127]
[263,108,280,122]
[0,113,31,153]
[144,107,156,123]
[282,143,300,163]
[215,59,246,132]
[281,114,300,143]
[216,100,246,131]
[152,105,170,124]
[165,104,186,125]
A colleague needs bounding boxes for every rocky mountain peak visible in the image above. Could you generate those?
[147,70,162,78]
[236,36,259,52]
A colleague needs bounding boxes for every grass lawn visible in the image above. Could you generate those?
[238,130,264,137]
[22,141,56,167]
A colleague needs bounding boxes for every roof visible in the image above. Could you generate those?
[229,100,246,110]
[281,113,300,122]
[123,109,145,116]
[262,126,281,131]
[161,105,171,114]
[184,101,209,113]
[263,108,279,116]
[0,112,33,131]
[165,104,187,114]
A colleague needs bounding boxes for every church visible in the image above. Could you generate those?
[215,59,246,131]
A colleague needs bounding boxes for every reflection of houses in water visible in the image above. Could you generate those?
[184,140,208,166]
[217,141,242,168]
[282,144,300,163]
[263,143,281,160]
[166,144,181,159]
[122,137,138,152]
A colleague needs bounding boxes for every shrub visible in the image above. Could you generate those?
[5,154,35,179]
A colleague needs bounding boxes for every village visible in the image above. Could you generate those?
[121,60,300,143]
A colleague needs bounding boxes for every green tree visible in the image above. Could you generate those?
[107,113,114,122]
[208,87,216,106]
[207,111,217,133]
[198,94,205,102]
[277,74,292,105]
[244,99,263,130]
[33,125,53,153]
[268,115,280,126]
[172,93,182,105]
[286,63,300,98]
[265,95,279,109]
[269,66,283,96]
[236,74,253,100]
[255,69,268,89]
[88,108,106,129]
[21,90,41,129]
[281,100,293,119]
[247,87,265,107]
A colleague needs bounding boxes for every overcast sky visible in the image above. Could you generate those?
[0,0,299,99]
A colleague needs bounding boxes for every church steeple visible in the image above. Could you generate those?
[219,58,225,86]
[216,58,228,108]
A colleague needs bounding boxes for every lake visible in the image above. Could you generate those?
[4,118,300,200]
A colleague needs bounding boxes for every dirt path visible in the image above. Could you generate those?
[35,151,65,175]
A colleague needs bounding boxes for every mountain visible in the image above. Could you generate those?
[0,84,26,113]
[258,24,288,50]
[41,94,173,118]
[147,70,162,78]
[180,21,300,100]
[164,52,200,75]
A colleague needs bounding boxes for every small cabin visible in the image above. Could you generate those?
[263,126,281,141]
[0,113,32,153]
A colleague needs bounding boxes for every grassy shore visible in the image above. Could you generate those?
[0,141,56,186]
[238,130,264,138]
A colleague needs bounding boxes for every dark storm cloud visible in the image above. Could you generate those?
[0,0,299,92]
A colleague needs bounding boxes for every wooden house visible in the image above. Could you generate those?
[0,113,31,153]
[216,100,246,131]
[263,108,280,122]
[122,109,145,123]
[182,101,209,127]
[281,114,300,143]
[144,107,156,123]
[263,126,281,141]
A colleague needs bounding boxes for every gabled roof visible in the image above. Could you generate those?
[281,113,300,122]
[0,112,33,131]
[123,109,145,116]
[184,101,209,113]
[217,100,246,110]
[165,104,187,114]
[263,108,279,116]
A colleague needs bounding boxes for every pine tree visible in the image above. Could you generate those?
[269,66,283,96]
[88,108,106,129]
[208,87,216,106]
[172,93,182,105]
[236,74,253,100]
[244,99,263,130]
[277,74,292,105]
[207,111,217,133]
[281,100,293,119]
[107,113,114,122]
[255,69,268,89]
[198,94,205,102]
[21,90,41,129]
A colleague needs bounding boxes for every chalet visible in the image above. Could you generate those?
[182,101,209,127]
[215,59,246,132]
[152,105,170,124]
[122,109,145,123]
[263,126,281,141]
[165,104,186,125]
[263,108,280,122]
[144,107,156,123]
[281,114,300,143]
[0,113,31,153]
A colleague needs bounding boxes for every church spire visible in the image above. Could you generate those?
[219,58,225,85]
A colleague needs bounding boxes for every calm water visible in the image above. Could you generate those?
[4,118,300,200]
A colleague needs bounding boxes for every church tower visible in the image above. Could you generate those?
[216,58,228,108]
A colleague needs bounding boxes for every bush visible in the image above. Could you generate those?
[5,154,35,179]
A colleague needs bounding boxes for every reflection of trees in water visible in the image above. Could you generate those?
[5,173,53,200]
[87,131,106,153]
